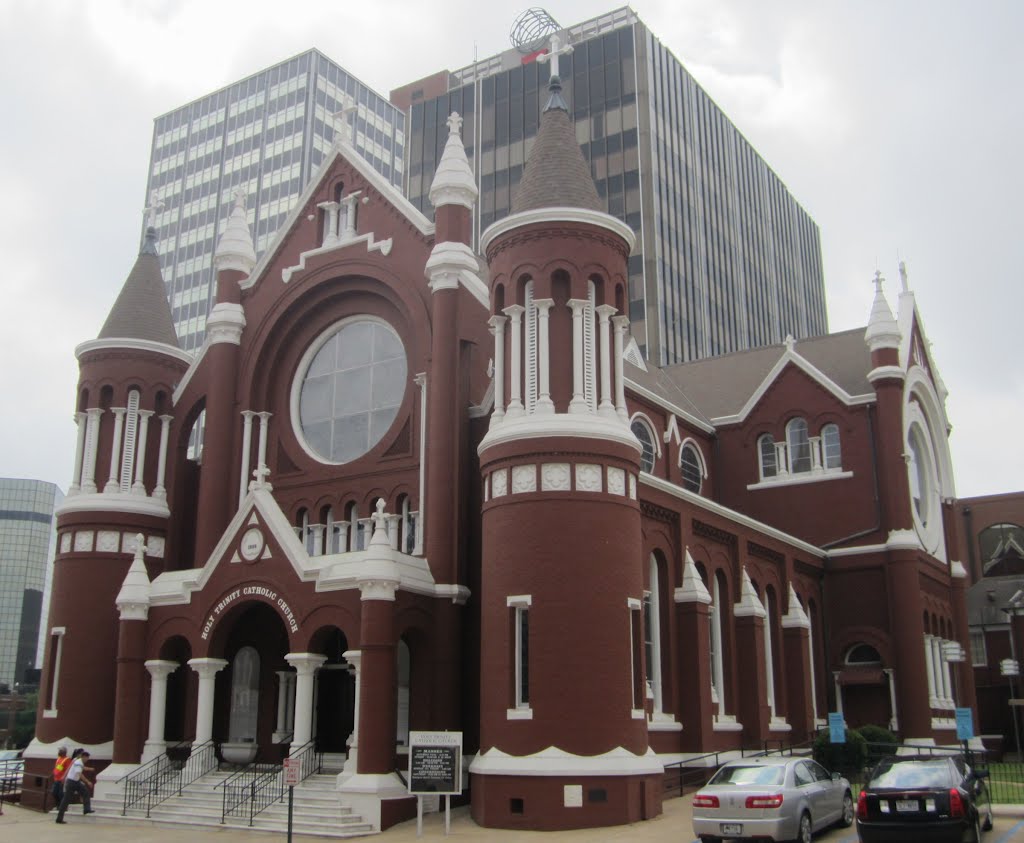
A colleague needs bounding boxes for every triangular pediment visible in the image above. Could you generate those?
[242,139,435,293]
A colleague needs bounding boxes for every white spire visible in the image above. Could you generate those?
[428,112,478,211]
[733,567,766,618]
[675,548,711,605]
[781,583,810,629]
[214,188,257,275]
[116,534,151,621]
[865,270,901,352]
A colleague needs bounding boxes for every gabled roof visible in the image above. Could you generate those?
[242,136,435,291]
[97,227,179,348]
[657,329,874,423]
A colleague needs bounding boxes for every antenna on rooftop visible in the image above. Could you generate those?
[510,7,561,54]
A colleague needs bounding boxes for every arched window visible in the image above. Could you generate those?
[786,418,811,473]
[644,555,664,714]
[979,523,1024,576]
[758,434,777,479]
[228,646,260,743]
[822,423,842,470]
[711,573,727,719]
[846,643,882,665]
[680,443,703,493]
[631,418,656,473]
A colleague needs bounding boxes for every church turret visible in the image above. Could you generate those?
[192,189,252,564]
[471,50,659,830]
[39,206,189,760]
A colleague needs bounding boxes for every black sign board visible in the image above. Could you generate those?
[409,744,460,794]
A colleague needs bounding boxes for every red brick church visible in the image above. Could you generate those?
[24,72,973,832]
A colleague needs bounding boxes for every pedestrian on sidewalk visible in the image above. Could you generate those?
[51,746,70,809]
[55,750,95,824]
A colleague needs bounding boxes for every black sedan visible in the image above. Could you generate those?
[855,754,993,842]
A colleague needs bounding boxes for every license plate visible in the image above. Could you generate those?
[720,823,743,835]
[895,800,918,812]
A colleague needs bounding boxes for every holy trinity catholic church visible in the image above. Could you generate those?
[23,71,974,833]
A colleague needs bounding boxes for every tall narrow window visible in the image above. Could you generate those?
[119,389,141,491]
[822,423,841,470]
[631,418,656,473]
[680,443,703,493]
[228,646,260,743]
[507,595,532,716]
[44,627,66,717]
[711,576,725,718]
[786,418,811,473]
[583,280,597,411]
[758,434,777,479]
[644,556,664,713]
[764,590,777,719]
[629,597,644,714]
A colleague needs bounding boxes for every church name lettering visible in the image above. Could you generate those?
[200,584,300,640]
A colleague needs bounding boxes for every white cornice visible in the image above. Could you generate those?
[480,207,636,255]
[478,413,641,457]
[710,347,874,427]
[868,365,906,384]
[76,337,192,366]
[640,474,825,559]
[57,492,170,519]
[469,745,663,777]
[424,241,489,308]
[625,378,715,435]
[205,303,246,346]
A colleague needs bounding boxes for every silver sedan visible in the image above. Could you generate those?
[691,755,854,843]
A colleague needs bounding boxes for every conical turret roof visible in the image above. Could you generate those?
[98,227,179,348]
[510,76,603,215]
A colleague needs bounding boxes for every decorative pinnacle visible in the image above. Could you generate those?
[144,191,164,229]
[232,187,247,210]
[898,260,909,293]
[873,270,885,292]
[133,533,148,561]
[373,497,388,531]
[447,112,463,136]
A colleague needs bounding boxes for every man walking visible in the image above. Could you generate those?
[51,746,69,810]
[54,749,95,824]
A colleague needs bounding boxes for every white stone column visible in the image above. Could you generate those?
[596,304,616,417]
[340,650,362,778]
[154,414,172,502]
[256,412,272,477]
[239,411,255,506]
[317,201,340,247]
[273,670,292,742]
[568,299,588,413]
[833,672,844,716]
[533,298,555,413]
[414,373,426,555]
[341,193,361,238]
[488,315,507,425]
[924,635,938,706]
[285,673,296,734]
[503,304,525,418]
[386,515,401,550]
[81,407,103,494]
[612,315,629,422]
[132,410,154,495]
[104,408,126,493]
[69,412,87,495]
[142,660,178,763]
[286,653,326,750]
[188,657,228,745]
[884,668,899,731]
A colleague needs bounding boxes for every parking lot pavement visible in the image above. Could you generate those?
[4,798,1024,842]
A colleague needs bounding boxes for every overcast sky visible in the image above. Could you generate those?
[0,0,1020,500]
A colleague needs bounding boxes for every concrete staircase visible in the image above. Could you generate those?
[89,769,377,838]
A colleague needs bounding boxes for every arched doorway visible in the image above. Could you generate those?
[840,643,893,730]
[159,636,193,744]
[211,602,290,762]
[309,626,355,755]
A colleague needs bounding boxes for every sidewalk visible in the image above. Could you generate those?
[0,797,695,842]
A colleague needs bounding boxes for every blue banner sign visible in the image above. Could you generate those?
[956,707,974,741]
[829,712,845,743]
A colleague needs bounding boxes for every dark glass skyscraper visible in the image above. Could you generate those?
[401,8,827,365]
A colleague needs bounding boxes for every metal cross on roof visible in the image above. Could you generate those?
[144,190,165,229]
[536,32,573,79]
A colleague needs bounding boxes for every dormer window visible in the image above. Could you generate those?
[752,420,851,489]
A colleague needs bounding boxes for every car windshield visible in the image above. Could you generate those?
[869,760,954,789]
[710,765,785,786]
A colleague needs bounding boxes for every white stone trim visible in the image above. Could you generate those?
[424,241,489,308]
[479,413,640,457]
[506,707,533,720]
[76,337,192,366]
[469,745,663,777]
[480,207,636,255]
[56,492,170,519]
[747,469,853,491]
[868,365,906,384]
[205,302,246,345]
[23,737,113,761]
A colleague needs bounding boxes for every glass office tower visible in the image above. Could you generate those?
[402,8,826,365]
[145,50,406,352]
[0,479,62,690]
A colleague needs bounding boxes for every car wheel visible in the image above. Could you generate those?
[792,811,812,843]
[839,790,854,827]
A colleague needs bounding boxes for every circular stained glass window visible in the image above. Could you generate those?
[296,319,407,464]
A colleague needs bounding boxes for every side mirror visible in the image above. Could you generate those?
[831,772,841,781]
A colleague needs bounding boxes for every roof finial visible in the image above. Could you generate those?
[332,99,358,148]
[898,260,909,293]
[536,31,573,79]
[873,269,884,292]
[447,111,464,137]
[144,190,164,230]
[232,187,246,211]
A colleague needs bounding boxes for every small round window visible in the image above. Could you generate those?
[296,319,407,464]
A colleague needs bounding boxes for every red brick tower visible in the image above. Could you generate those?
[37,221,189,767]
[471,71,660,830]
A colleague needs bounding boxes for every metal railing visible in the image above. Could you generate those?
[662,738,816,798]
[218,762,280,824]
[291,740,322,783]
[120,740,217,817]
[248,765,284,825]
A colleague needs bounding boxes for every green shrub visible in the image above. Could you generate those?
[813,727,868,776]
[858,724,899,767]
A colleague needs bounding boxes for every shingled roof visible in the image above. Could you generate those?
[98,227,180,348]
[510,76,603,214]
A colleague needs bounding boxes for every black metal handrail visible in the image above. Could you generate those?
[248,765,284,825]
[217,760,260,822]
[122,740,217,818]
[291,740,323,784]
